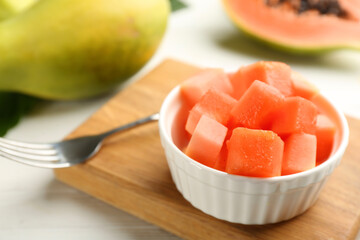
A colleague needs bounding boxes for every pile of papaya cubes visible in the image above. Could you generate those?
[180,61,336,177]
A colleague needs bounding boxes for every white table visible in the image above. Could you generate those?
[1,1,360,239]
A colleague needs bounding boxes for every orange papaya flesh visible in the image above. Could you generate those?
[230,61,293,99]
[282,133,317,175]
[226,127,284,178]
[291,71,319,100]
[186,115,228,168]
[271,96,318,136]
[230,80,285,129]
[316,114,336,165]
[180,69,233,107]
[185,89,236,135]
[213,144,228,172]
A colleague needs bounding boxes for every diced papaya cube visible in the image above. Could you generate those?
[185,89,236,135]
[185,115,228,168]
[227,72,235,79]
[226,128,284,178]
[316,114,336,165]
[291,71,319,100]
[230,80,285,129]
[180,69,233,107]
[271,96,318,135]
[230,61,293,99]
[213,145,228,172]
[228,67,249,100]
[282,133,317,175]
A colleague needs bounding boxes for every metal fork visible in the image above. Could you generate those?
[0,113,159,168]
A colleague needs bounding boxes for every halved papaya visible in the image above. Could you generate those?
[222,0,360,53]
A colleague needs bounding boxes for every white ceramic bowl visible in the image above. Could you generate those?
[159,86,349,225]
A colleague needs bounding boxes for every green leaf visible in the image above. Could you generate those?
[170,0,187,12]
[0,92,39,136]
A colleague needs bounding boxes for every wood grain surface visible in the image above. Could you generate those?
[54,59,360,240]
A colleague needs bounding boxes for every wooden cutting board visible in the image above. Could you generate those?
[54,59,360,240]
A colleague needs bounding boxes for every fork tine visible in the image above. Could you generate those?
[0,147,61,161]
[0,141,58,155]
[20,161,71,168]
[0,113,160,168]
[0,138,54,149]
[0,151,70,168]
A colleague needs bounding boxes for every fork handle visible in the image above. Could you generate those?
[99,113,160,139]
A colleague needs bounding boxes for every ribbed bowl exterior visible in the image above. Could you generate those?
[159,86,349,225]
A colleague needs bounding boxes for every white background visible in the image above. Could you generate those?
[1,0,360,239]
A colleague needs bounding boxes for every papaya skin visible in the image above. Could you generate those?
[0,0,169,100]
[0,0,14,20]
[222,0,360,55]
[0,0,38,15]
[0,0,40,21]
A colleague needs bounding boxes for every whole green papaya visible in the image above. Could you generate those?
[0,0,169,99]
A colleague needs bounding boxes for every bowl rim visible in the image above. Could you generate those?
[159,85,350,184]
